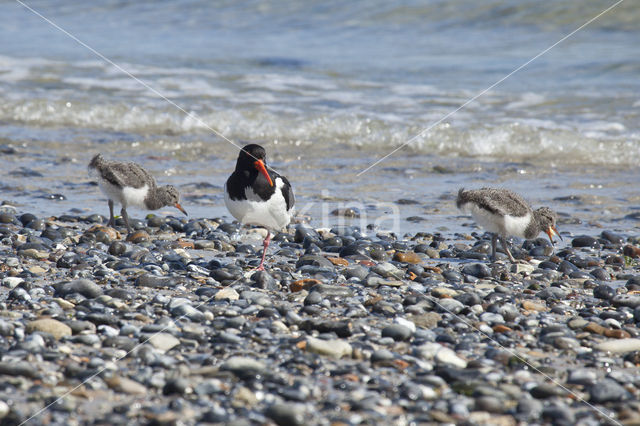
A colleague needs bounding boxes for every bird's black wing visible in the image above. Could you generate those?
[279,175,295,211]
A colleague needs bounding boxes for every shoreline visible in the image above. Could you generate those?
[0,209,639,424]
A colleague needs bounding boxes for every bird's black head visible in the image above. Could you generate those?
[235,144,273,186]
[236,144,266,168]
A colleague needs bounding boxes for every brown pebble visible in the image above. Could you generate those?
[584,322,606,335]
[522,300,546,312]
[134,314,154,323]
[176,239,195,249]
[327,257,349,266]
[87,224,120,240]
[393,359,410,370]
[493,324,512,333]
[605,255,624,265]
[603,329,631,339]
[26,318,72,340]
[126,230,150,243]
[364,294,383,306]
[343,373,360,382]
[623,245,640,259]
[393,252,422,264]
[290,278,321,292]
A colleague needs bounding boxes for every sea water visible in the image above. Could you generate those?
[0,0,639,237]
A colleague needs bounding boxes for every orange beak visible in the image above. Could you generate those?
[545,226,561,244]
[254,160,274,187]
[174,202,188,216]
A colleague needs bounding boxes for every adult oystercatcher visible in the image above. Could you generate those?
[456,187,561,262]
[224,144,295,270]
[89,154,187,233]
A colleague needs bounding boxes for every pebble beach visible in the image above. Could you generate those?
[1,205,640,425]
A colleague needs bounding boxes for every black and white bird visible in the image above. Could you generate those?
[456,187,561,262]
[224,144,295,270]
[89,154,187,233]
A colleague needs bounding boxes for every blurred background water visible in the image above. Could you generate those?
[0,0,638,235]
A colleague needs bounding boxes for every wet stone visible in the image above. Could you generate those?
[436,298,464,314]
[26,219,46,230]
[474,396,505,414]
[296,255,334,269]
[611,294,640,308]
[0,213,17,224]
[345,265,368,280]
[461,263,492,278]
[595,338,640,353]
[530,383,565,399]
[19,213,37,226]
[571,235,600,248]
[306,336,352,358]
[303,291,322,306]
[593,284,616,300]
[442,270,463,283]
[371,349,395,362]
[601,230,624,245]
[310,284,353,298]
[108,241,127,256]
[26,318,72,340]
[537,287,568,300]
[455,292,482,306]
[41,227,63,241]
[220,357,266,378]
[588,379,630,404]
[136,274,179,288]
[567,369,597,386]
[0,361,39,378]
[251,271,277,290]
[163,378,192,396]
[626,275,640,291]
[542,403,574,424]
[148,333,181,353]
[294,224,319,243]
[381,324,413,341]
[56,279,103,299]
[265,403,306,426]
[590,268,610,281]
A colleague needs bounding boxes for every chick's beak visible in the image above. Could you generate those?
[254,160,274,187]
[545,225,562,244]
[175,203,188,216]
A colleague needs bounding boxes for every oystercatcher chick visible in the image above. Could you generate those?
[89,154,187,233]
[456,187,561,262]
[224,144,295,270]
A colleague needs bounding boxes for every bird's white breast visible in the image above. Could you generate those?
[96,176,149,209]
[461,202,531,238]
[503,212,532,238]
[224,177,293,231]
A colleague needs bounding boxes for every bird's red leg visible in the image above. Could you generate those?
[257,230,271,271]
